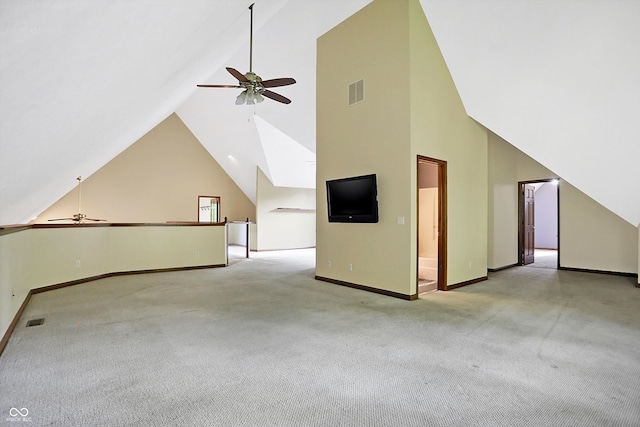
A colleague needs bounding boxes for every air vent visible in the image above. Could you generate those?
[349,79,364,105]
[26,318,44,327]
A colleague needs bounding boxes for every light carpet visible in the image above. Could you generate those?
[1,249,639,426]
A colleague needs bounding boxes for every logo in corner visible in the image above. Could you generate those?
[9,408,28,417]
[7,407,31,422]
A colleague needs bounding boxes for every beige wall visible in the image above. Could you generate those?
[255,168,315,250]
[408,0,488,287]
[317,0,412,295]
[35,113,255,224]
[418,188,438,259]
[1,224,227,345]
[488,132,638,274]
[561,185,637,273]
[0,230,33,346]
[316,0,488,296]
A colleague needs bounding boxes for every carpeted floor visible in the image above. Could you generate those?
[1,249,639,426]
[529,249,559,269]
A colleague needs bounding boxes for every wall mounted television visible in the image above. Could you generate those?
[326,174,378,223]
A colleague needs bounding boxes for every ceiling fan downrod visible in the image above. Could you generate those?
[249,3,254,73]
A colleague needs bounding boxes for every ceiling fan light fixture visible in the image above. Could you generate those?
[236,91,247,105]
[255,93,264,103]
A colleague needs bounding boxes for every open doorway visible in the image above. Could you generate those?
[417,156,447,295]
[227,218,251,264]
[518,179,560,269]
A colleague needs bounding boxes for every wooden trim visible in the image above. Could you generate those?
[439,162,448,291]
[558,266,638,279]
[1,222,227,236]
[0,263,226,358]
[556,182,561,268]
[445,276,488,290]
[31,274,113,294]
[0,225,31,236]
[165,221,226,226]
[517,182,524,265]
[0,291,33,357]
[417,156,447,294]
[315,276,417,301]
[246,219,250,258]
[33,222,227,228]
[488,263,519,272]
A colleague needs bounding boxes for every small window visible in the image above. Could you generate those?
[198,196,221,223]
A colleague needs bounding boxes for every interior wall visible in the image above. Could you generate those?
[418,188,438,259]
[534,183,558,249]
[488,132,638,274]
[560,184,637,273]
[487,132,519,268]
[316,0,413,295]
[1,224,227,347]
[409,0,488,287]
[0,229,33,348]
[255,168,316,250]
[34,113,255,224]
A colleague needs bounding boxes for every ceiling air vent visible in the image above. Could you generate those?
[349,79,364,106]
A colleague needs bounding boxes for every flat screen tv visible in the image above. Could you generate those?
[326,174,378,223]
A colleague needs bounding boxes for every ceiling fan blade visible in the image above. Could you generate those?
[262,90,292,104]
[197,84,242,89]
[261,78,296,88]
[226,67,248,82]
[85,218,107,222]
[48,218,75,221]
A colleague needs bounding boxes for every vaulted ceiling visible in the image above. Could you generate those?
[1,0,638,226]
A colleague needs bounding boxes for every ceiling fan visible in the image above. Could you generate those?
[48,176,107,224]
[197,3,296,105]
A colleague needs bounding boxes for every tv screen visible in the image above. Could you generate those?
[326,174,378,223]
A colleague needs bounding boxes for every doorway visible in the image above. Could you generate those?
[227,218,251,264]
[518,179,560,268]
[417,156,447,295]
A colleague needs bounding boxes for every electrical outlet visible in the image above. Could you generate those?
[195,251,200,257]
[348,263,353,271]
[328,260,332,267]
[76,260,81,268]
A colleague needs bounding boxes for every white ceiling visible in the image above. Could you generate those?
[1,0,638,226]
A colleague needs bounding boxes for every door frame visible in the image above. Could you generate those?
[517,179,560,268]
[416,156,448,296]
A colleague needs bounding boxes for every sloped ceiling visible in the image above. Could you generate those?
[422,0,640,226]
[0,0,638,226]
